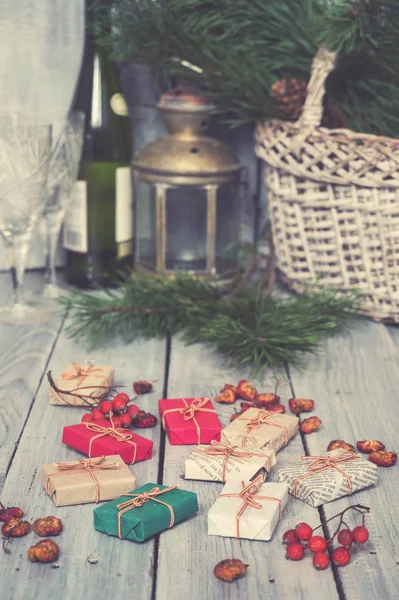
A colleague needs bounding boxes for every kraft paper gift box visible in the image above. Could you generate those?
[159,397,223,445]
[208,475,288,541]
[221,408,298,452]
[42,455,136,507]
[184,440,276,483]
[62,419,153,465]
[49,362,114,406]
[278,449,378,508]
[94,483,199,542]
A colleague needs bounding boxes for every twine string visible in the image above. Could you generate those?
[293,451,360,497]
[218,473,282,538]
[116,485,177,539]
[84,422,137,464]
[61,362,105,394]
[45,456,119,503]
[192,441,272,482]
[241,410,289,448]
[161,398,216,444]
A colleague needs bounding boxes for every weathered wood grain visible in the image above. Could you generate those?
[0,320,166,600]
[289,320,399,599]
[0,273,64,491]
[156,337,339,600]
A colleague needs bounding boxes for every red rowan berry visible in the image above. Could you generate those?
[99,400,113,414]
[332,546,351,567]
[295,522,313,541]
[313,551,329,570]
[81,414,94,423]
[119,413,132,428]
[286,542,305,561]
[91,408,103,421]
[352,526,369,544]
[337,528,353,547]
[308,536,327,553]
[282,529,299,545]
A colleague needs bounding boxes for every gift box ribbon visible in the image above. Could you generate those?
[85,423,138,464]
[192,441,272,482]
[293,451,360,497]
[45,456,119,503]
[61,362,106,394]
[116,485,177,539]
[162,398,216,445]
[218,473,282,539]
[241,410,289,448]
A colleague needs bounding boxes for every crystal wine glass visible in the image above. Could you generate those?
[42,111,85,299]
[0,114,53,324]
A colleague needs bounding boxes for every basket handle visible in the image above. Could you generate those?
[295,46,337,138]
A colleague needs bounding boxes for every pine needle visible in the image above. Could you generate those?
[60,273,362,376]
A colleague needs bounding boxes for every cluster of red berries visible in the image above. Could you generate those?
[283,505,370,571]
[81,380,157,429]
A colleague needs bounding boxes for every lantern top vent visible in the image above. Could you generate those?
[132,87,241,186]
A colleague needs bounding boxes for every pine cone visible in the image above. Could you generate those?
[271,78,307,121]
[271,77,347,129]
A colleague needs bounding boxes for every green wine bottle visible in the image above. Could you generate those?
[63,6,133,288]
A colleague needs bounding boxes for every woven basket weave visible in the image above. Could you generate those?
[255,47,399,322]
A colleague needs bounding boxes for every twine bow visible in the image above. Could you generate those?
[85,422,138,464]
[193,441,272,482]
[293,451,360,497]
[45,456,119,503]
[116,485,177,539]
[161,398,216,444]
[62,362,105,391]
[241,410,289,448]
[219,473,282,539]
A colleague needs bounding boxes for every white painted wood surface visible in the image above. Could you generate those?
[157,337,339,600]
[0,273,64,491]
[289,321,399,599]
[0,273,166,600]
[1,273,398,599]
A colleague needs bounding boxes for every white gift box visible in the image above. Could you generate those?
[208,476,288,541]
[185,441,276,483]
[221,408,298,452]
[278,449,378,507]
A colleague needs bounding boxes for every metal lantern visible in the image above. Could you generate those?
[132,87,242,277]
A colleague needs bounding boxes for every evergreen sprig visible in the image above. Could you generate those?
[60,272,361,375]
[90,0,399,136]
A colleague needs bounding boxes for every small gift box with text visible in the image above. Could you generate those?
[278,449,378,507]
[184,441,275,483]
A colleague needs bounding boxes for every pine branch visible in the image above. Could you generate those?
[90,0,399,135]
[60,272,362,376]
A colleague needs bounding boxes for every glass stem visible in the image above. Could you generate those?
[9,230,33,308]
[43,209,64,296]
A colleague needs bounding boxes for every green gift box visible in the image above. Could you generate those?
[93,482,199,542]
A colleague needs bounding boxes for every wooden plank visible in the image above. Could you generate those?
[288,321,399,599]
[0,273,64,491]
[156,337,339,600]
[0,319,167,600]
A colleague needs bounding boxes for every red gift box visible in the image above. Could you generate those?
[159,398,222,445]
[62,420,153,464]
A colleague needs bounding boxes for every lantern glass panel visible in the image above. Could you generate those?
[134,180,240,275]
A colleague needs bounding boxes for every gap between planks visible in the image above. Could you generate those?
[154,336,340,600]
[287,320,399,600]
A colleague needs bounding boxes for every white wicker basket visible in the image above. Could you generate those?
[255,47,399,322]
